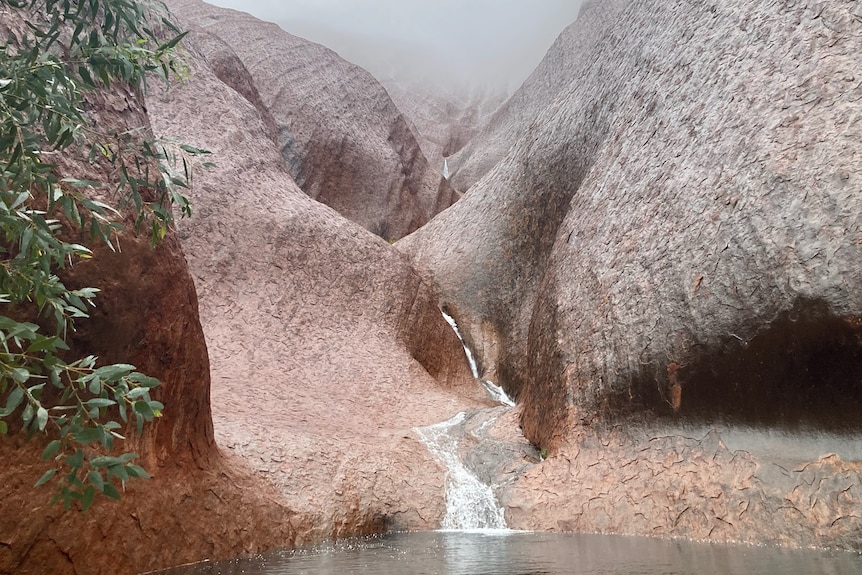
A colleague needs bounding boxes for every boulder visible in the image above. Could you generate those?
[400,0,862,547]
[164,0,458,241]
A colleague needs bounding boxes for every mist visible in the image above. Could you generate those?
[205,0,584,94]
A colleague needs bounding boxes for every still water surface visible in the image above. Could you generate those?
[158,531,862,575]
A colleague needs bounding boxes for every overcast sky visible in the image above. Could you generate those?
[206,0,584,93]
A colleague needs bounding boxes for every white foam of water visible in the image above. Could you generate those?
[414,412,508,531]
[441,311,480,379]
[481,380,516,407]
[441,310,516,407]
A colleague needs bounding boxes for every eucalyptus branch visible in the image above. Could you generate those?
[0,0,207,509]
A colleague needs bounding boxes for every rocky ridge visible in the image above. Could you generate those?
[445,0,631,191]
[379,77,507,185]
[0,14,297,573]
[148,5,492,551]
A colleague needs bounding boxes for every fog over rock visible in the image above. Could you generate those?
[165,0,457,241]
[380,78,507,184]
[447,0,630,191]
[400,0,862,547]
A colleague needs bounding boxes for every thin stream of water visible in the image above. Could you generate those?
[440,310,515,406]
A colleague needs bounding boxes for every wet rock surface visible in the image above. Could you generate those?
[147,16,486,554]
[164,0,458,241]
[0,14,296,574]
[504,423,862,551]
[400,0,862,548]
[5,0,862,568]
[445,0,631,191]
[379,78,507,187]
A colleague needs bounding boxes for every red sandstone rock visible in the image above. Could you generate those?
[0,19,297,574]
[446,0,630,191]
[400,0,862,548]
[147,16,484,555]
[379,77,507,188]
[164,0,459,241]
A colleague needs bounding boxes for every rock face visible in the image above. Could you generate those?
[379,78,507,186]
[0,18,299,574]
[446,0,630,191]
[164,0,458,241]
[148,5,488,552]
[400,0,862,547]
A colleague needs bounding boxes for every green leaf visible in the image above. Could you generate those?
[9,368,30,384]
[102,483,121,501]
[34,468,56,487]
[128,372,160,388]
[66,449,84,469]
[81,485,96,511]
[41,439,61,460]
[85,398,116,408]
[88,470,105,492]
[0,386,24,417]
[93,364,135,381]
[133,400,154,419]
[125,387,150,400]
[36,406,49,431]
[125,464,149,479]
[21,402,35,426]
[108,464,129,482]
[72,427,101,444]
[90,455,121,468]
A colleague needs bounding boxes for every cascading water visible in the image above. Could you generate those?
[412,310,516,530]
[414,413,507,530]
[440,311,515,407]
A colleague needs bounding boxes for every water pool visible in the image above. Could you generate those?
[155,530,862,574]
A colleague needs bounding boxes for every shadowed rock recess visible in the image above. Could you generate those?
[399,0,862,548]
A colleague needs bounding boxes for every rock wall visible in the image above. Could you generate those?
[148,13,485,550]
[164,0,458,241]
[380,78,507,186]
[446,0,631,191]
[400,0,862,547]
[0,18,298,574]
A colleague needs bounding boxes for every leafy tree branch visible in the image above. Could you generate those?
[0,0,208,510]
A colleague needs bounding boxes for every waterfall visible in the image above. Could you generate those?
[440,310,515,407]
[442,157,450,179]
[414,412,508,531]
[411,310,516,531]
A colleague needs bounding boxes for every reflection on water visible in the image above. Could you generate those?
[155,531,862,575]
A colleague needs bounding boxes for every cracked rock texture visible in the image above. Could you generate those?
[164,0,459,241]
[401,0,862,548]
[445,0,631,191]
[503,424,862,551]
[148,10,488,560]
[0,11,297,575]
